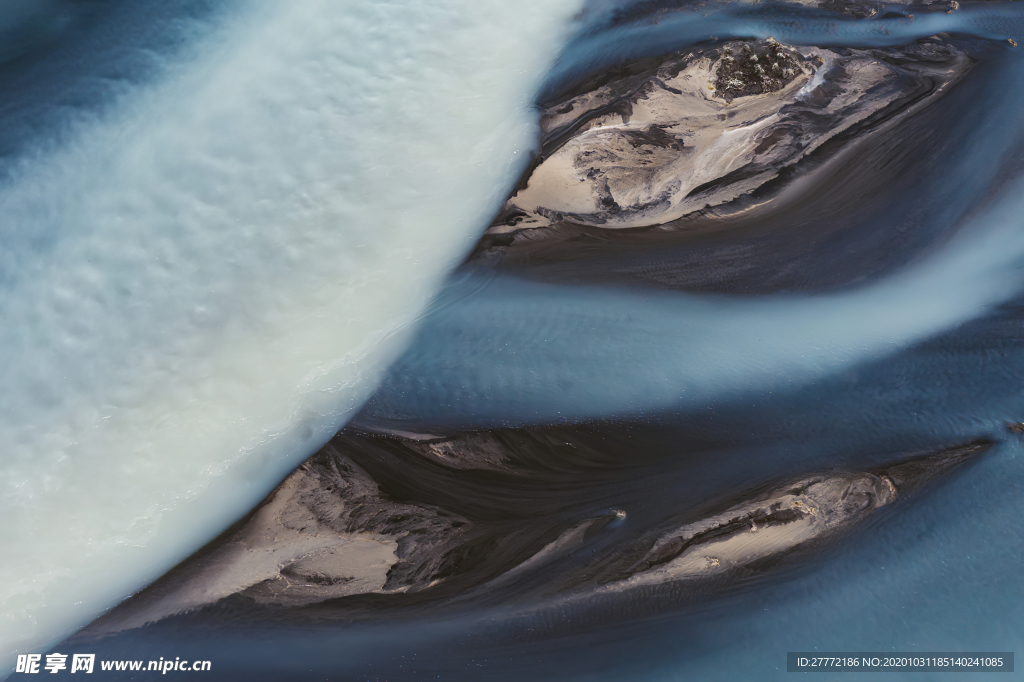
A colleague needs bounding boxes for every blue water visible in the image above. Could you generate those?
[0,0,585,668]
[6,0,1024,680]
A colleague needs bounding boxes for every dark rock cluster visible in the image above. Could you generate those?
[714,40,804,102]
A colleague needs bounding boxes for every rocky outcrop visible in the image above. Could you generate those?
[582,442,988,591]
[81,440,478,634]
[488,38,970,234]
[79,434,989,636]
